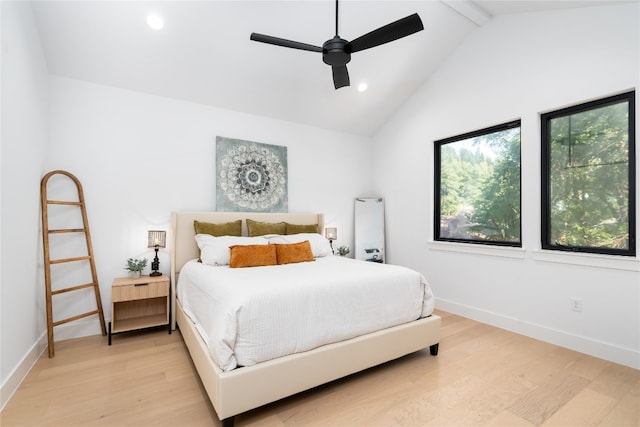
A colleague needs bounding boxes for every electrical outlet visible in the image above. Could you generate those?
[571,297,583,312]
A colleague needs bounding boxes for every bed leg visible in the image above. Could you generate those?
[429,343,439,356]
[221,416,235,427]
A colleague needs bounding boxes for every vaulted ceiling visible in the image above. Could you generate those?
[30,1,632,136]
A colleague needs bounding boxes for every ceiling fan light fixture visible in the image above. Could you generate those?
[146,14,164,30]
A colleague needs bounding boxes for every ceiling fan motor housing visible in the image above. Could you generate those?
[322,37,351,66]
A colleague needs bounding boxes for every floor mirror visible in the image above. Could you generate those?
[354,197,385,263]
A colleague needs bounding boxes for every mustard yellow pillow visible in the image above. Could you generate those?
[246,219,286,237]
[194,220,242,237]
[229,244,277,268]
[275,240,315,265]
[285,223,319,235]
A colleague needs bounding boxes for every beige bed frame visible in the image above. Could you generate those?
[170,211,441,426]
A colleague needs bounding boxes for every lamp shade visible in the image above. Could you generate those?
[147,230,166,248]
[325,227,337,240]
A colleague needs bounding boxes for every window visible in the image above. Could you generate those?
[435,121,521,246]
[541,91,636,256]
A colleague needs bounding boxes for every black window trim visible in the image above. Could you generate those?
[434,119,522,248]
[540,90,636,257]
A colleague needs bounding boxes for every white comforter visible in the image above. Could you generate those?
[177,256,435,372]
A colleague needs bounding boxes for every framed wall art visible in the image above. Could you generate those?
[216,136,288,212]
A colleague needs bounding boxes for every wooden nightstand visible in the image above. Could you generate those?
[108,275,170,345]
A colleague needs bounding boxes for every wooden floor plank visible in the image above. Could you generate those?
[2,311,638,427]
[484,410,537,427]
[507,373,590,425]
[541,388,618,426]
[597,379,640,427]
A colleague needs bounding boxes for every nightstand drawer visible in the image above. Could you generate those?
[112,281,168,302]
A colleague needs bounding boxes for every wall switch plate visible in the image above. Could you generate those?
[571,297,583,312]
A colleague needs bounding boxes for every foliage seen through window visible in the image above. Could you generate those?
[435,121,521,246]
[542,91,635,256]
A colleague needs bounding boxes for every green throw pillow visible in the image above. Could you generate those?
[246,219,286,236]
[194,219,242,237]
[285,223,319,235]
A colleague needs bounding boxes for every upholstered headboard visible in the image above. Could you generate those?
[169,211,324,328]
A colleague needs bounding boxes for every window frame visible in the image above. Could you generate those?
[434,120,522,247]
[540,91,636,257]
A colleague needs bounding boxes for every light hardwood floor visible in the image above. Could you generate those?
[1,310,638,426]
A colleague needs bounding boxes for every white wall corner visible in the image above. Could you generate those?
[441,0,492,26]
[436,298,640,370]
[0,333,47,411]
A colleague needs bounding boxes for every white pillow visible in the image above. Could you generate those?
[195,234,268,266]
[265,233,332,258]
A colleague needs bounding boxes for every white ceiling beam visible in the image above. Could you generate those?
[441,0,492,26]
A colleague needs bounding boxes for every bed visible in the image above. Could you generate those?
[170,211,441,426]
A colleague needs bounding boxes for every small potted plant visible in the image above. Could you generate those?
[124,257,147,279]
[337,245,350,257]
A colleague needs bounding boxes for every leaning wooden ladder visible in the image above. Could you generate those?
[40,170,107,357]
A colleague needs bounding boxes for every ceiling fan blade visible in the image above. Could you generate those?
[346,13,423,53]
[332,65,350,89]
[250,33,323,52]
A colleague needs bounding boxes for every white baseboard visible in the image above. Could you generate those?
[0,333,47,411]
[0,318,106,410]
[436,298,640,370]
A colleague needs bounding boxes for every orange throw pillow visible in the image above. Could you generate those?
[229,244,277,268]
[275,240,315,265]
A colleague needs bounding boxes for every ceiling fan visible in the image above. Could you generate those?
[250,0,424,90]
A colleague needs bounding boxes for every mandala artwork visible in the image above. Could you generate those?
[216,136,288,212]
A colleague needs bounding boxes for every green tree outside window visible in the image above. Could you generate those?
[435,121,521,246]
[542,91,635,256]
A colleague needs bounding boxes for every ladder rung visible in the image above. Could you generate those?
[52,310,100,327]
[52,282,96,295]
[49,228,86,234]
[50,255,91,264]
[46,200,82,206]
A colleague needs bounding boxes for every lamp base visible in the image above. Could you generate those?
[150,247,162,276]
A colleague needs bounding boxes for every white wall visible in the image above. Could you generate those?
[373,4,640,368]
[45,76,372,338]
[0,1,50,407]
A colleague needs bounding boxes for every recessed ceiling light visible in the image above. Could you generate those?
[357,83,368,92]
[146,14,164,30]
